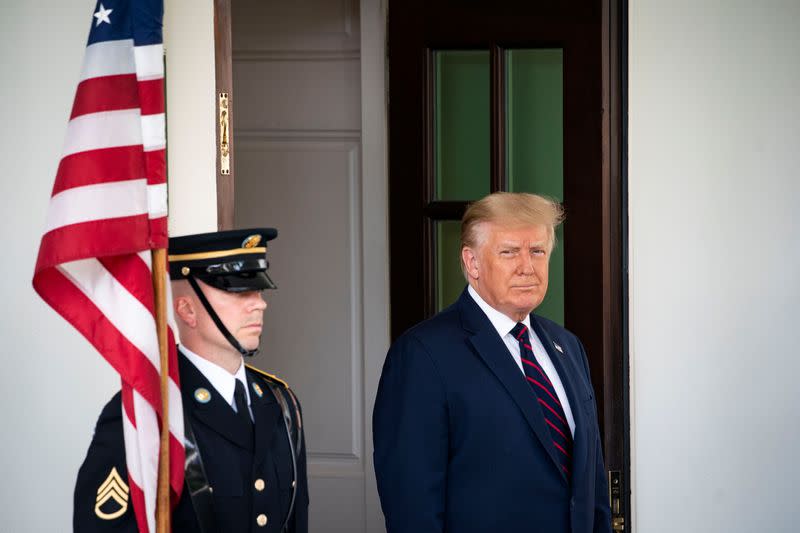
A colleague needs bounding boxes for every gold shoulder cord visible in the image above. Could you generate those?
[246,364,289,388]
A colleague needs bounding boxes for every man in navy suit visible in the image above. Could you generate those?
[373,193,611,533]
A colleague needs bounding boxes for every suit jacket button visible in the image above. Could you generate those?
[254,478,265,491]
[257,514,268,527]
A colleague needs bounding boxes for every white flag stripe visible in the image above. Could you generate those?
[138,250,153,269]
[134,391,159,533]
[121,405,143,489]
[57,260,161,372]
[62,109,143,157]
[81,39,135,81]
[165,278,179,334]
[168,381,185,438]
[134,44,164,81]
[141,113,166,152]
[147,183,168,218]
[45,180,148,233]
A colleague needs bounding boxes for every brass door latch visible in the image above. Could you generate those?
[609,470,625,531]
[218,92,230,175]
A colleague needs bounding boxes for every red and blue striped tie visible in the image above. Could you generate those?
[511,322,573,477]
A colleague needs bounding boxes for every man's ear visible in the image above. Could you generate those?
[173,295,197,328]
[462,247,480,280]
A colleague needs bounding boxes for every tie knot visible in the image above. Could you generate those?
[234,379,248,406]
[511,322,528,341]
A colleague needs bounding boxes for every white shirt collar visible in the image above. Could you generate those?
[179,345,250,408]
[467,285,532,338]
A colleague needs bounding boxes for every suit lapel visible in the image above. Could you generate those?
[248,372,282,470]
[179,353,254,451]
[529,316,590,486]
[459,291,568,484]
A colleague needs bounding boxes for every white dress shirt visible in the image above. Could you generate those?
[467,285,576,436]
[180,345,253,421]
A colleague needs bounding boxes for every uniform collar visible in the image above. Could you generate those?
[467,285,532,339]
[179,344,251,409]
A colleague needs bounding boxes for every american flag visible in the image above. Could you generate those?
[32,1,184,531]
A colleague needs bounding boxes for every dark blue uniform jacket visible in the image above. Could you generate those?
[74,352,308,533]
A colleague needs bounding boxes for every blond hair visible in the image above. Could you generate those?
[460,192,564,275]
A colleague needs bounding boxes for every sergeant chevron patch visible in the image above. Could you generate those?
[94,467,129,520]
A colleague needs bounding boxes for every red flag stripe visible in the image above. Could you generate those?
[99,254,157,319]
[53,145,144,195]
[169,432,185,497]
[34,267,163,409]
[143,149,166,185]
[166,329,180,385]
[137,78,165,116]
[148,216,169,248]
[71,74,140,119]
[35,216,154,272]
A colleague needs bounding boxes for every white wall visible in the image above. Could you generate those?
[164,0,217,236]
[629,1,800,532]
[0,1,215,530]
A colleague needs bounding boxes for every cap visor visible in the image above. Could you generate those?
[198,271,277,292]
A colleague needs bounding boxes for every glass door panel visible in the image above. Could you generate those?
[506,49,564,197]
[435,220,465,310]
[506,48,564,325]
[434,50,491,201]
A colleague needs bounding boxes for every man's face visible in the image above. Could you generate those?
[195,281,268,353]
[464,222,551,322]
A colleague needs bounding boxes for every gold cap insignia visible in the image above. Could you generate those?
[194,387,211,403]
[181,266,190,276]
[252,382,263,398]
[242,234,262,249]
[95,467,129,520]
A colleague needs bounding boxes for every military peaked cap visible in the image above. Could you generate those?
[168,228,278,292]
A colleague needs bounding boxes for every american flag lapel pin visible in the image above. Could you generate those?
[553,342,564,354]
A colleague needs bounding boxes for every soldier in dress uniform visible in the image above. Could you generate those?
[74,228,309,532]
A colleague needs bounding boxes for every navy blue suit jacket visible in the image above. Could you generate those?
[373,289,611,533]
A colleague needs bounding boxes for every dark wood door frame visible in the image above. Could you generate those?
[387,0,630,527]
[214,0,234,230]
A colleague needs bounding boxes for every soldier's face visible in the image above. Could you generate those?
[197,282,268,352]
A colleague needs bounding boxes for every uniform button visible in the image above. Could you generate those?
[291,480,296,489]
[254,479,265,491]
[256,514,268,527]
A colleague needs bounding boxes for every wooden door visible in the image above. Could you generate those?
[388,0,629,529]
[215,1,381,531]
